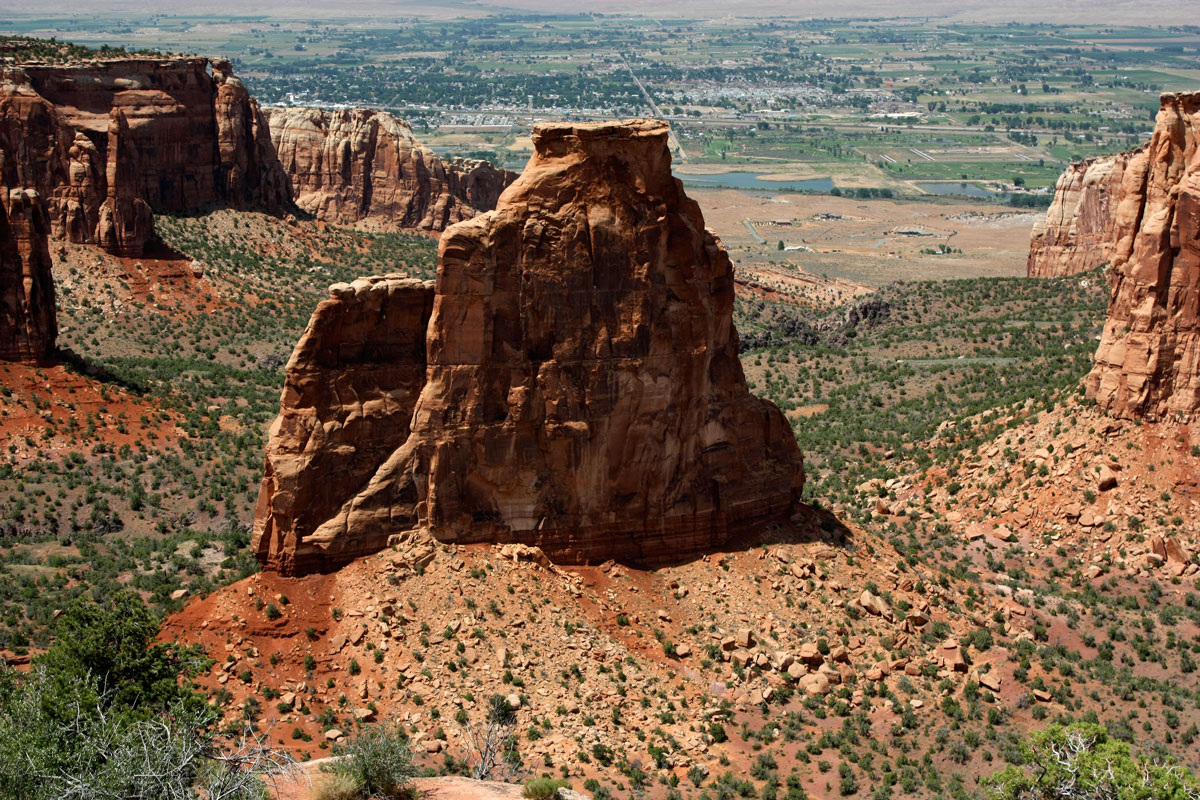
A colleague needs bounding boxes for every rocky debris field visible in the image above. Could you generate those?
[167,490,1118,798]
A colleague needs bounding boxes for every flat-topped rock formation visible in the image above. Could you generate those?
[253,119,805,575]
[1086,91,1200,419]
[267,107,515,232]
[1027,151,1135,278]
[0,188,56,363]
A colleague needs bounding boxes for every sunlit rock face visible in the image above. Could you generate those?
[253,120,805,575]
[1086,92,1200,420]
[267,107,515,232]
[1028,151,1133,278]
[1,58,289,256]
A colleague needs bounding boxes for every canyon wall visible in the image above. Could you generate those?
[1027,151,1134,278]
[0,188,56,363]
[0,58,289,256]
[267,107,516,232]
[253,120,805,575]
[1,59,517,256]
[1086,91,1200,419]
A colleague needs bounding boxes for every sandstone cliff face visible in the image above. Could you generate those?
[447,156,517,213]
[96,109,154,257]
[0,68,105,247]
[253,119,805,575]
[253,275,435,574]
[3,59,512,255]
[1,58,290,256]
[0,188,56,363]
[1086,92,1200,419]
[212,60,291,210]
[267,107,515,232]
[1027,151,1134,278]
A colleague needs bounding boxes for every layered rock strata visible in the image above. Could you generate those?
[267,107,516,232]
[1027,151,1134,278]
[0,188,56,362]
[2,58,515,255]
[446,156,518,214]
[1,58,289,256]
[1086,91,1200,419]
[253,119,805,575]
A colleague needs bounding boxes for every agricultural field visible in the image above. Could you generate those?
[7,14,1197,205]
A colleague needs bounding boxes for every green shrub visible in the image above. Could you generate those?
[984,723,1200,799]
[522,776,569,799]
[323,721,416,799]
[314,771,362,800]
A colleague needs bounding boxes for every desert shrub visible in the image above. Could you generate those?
[323,720,417,799]
[983,722,1200,799]
[522,776,569,799]
[36,590,207,719]
[315,772,364,800]
[0,592,294,800]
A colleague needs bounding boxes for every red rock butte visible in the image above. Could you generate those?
[253,119,806,575]
[267,107,516,232]
[0,58,290,257]
[1086,91,1200,420]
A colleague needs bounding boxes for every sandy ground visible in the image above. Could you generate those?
[690,188,1037,286]
[271,761,527,800]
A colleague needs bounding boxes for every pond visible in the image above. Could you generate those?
[677,172,835,192]
[916,181,1008,199]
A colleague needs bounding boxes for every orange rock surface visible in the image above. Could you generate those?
[267,107,515,232]
[253,275,435,575]
[1087,91,1200,419]
[0,188,56,363]
[253,119,805,574]
[1,58,290,256]
[1027,151,1133,278]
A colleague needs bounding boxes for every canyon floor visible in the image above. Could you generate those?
[1,190,1198,798]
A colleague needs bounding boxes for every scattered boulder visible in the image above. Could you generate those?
[1165,538,1190,565]
[798,672,831,696]
[941,640,967,673]
[859,590,892,620]
[1097,464,1119,491]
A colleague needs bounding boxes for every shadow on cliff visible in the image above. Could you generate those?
[628,502,855,572]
